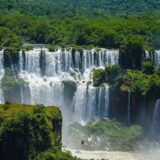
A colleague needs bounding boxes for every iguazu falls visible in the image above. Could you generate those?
[1,0,160,160]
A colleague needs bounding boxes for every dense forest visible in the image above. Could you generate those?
[0,0,160,16]
[1,12,160,54]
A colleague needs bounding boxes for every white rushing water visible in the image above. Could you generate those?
[144,50,160,68]
[73,83,109,124]
[0,50,5,104]
[0,47,119,148]
[18,48,119,124]
[154,50,160,68]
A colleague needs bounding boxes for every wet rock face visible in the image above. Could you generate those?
[109,87,128,123]
[109,86,156,128]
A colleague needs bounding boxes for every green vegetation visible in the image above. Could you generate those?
[67,120,142,151]
[93,69,106,87]
[0,104,77,160]
[0,0,160,17]
[92,63,160,97]
[93,65,122,86]
[25,45,34,51]
[120,36,145,69]
[142,60,155,74]
[46,44,58,52]
[0,12,160,53]
[0,26,22,53]
[121,70,160,96]
[105,64,122,84]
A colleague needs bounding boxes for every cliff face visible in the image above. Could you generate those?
[0,104,62,160]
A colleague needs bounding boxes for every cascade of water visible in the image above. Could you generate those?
[73,82,88,124]
[20,48,42,76]
[151,99,160,135]
[104,85,109,118]
[154,50,160,68]
[73,83,109,124]
[145,50,151,60]
[104,49,119,66]
[28,77,63,106]
[44,48,73,77]
[20,86,24,104]
[6,51,25,104]
[97,87,102,118]
[0,50,5,104]
[18,47,119,124]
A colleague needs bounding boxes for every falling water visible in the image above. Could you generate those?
[154,50,160,68]
[18,48,118,124]
[6,50,26,104]
[20,86,24,104]
[145,50,150,60]
[73,83,109,124]
[0,50,5,104]
[151,99,160,135]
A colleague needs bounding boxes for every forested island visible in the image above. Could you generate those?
[0,0,160,160]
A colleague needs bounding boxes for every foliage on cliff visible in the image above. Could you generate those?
[0,104,77,160]
[0,26,22,53]
[93,69,106,87]
[121,69,160,96]
[92,60,160,98]
[93,65,121,87]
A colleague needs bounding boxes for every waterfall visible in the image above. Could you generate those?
[18,48,119,124]
[145,50,150,60]
[104,85,109,118]
[72,83,109,124]
[127,89,131,124]
[19,48,42,75]
[0,47,119,148]
[154,50,160,68]
[20,86,24,104]
[0,50,5,104]
[151,99,160,135]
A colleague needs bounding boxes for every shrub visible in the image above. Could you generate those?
[142,60,154,74]
[121,70,160,96]
[93,69,106,87]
